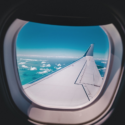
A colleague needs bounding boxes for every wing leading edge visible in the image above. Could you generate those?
[23,44,103,108]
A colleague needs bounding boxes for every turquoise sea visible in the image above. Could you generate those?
[17,57,107,85]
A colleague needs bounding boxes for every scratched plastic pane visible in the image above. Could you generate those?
[16,22,109,108]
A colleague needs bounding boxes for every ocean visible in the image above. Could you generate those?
[17,57,107,85]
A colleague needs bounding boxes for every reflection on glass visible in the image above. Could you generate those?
[16,21,109,108]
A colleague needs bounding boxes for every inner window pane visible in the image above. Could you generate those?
[16,21,109,108]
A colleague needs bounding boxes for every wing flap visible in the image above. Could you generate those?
[76,56,102,86]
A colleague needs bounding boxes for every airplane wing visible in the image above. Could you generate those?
[23,44,103,108]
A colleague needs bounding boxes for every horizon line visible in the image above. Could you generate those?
[17,55,108,60]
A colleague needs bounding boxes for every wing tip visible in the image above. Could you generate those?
[84,44,94,57]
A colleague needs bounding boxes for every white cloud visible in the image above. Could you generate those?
[46,64,51,67]
[30,67,37,70]
[41,61,46,64]
[101,62,107,64]
[41,64,51,67]
[17,55,78,59]
[99,67,106,71]
[56,67,61,70]
[40,64,46,67]
[94,58,108,61]
[22,65,28,68]
[20,59,37,61]
[39,68,51,72]
[19,62,26,64]
[40,68,45,70]
[37,71,48,74]
[46,69,51,72]
[57,63,61,66]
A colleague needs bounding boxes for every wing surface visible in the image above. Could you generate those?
[23,44,103,108]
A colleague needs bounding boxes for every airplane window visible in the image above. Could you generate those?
[2,1,124,123]
[16,21,110,108]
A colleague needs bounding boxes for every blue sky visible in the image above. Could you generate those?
[16,22,109,59]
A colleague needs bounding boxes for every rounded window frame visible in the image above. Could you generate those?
[1,3,125,124]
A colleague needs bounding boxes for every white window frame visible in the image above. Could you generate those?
[3,19,123,124]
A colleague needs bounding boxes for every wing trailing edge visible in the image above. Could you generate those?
[76,44,103,99]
